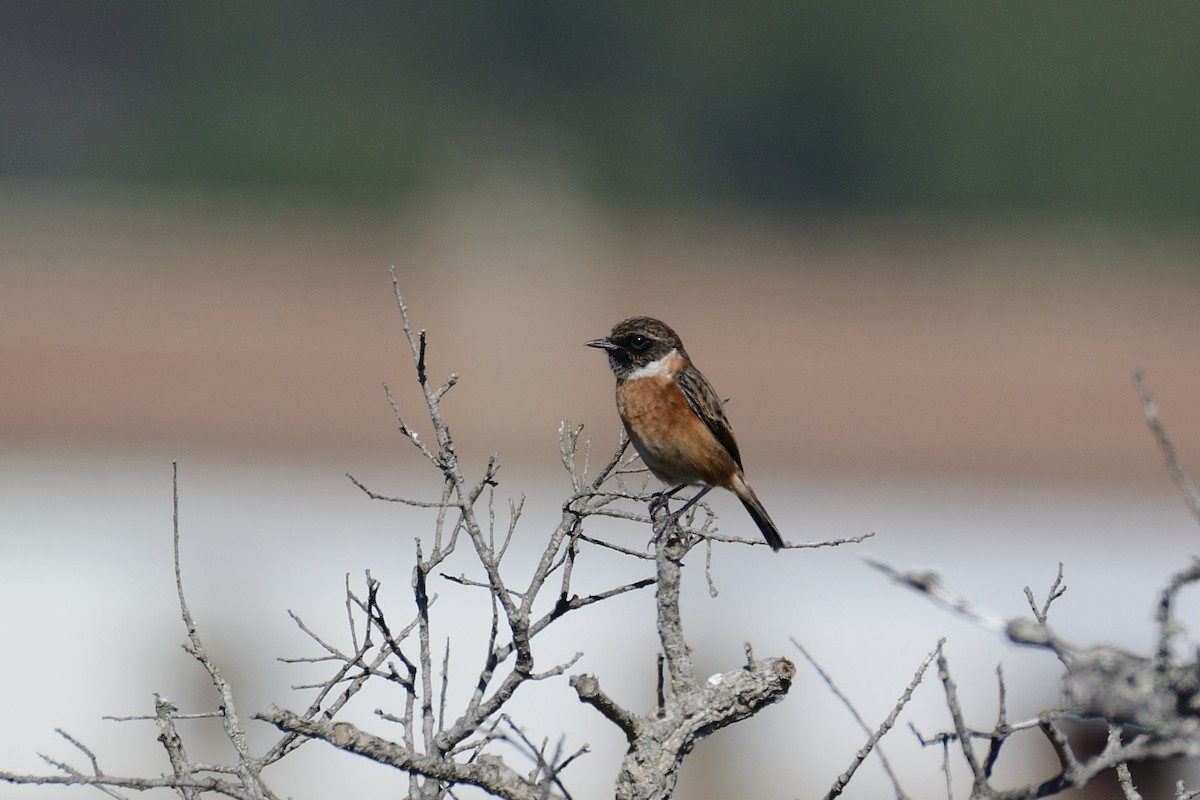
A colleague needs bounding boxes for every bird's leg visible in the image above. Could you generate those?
[648,485,713,546]
[671,486,712,520]
[648,484,695,545]
[648,483,688,519]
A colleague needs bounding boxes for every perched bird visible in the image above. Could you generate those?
[586,316,785,551]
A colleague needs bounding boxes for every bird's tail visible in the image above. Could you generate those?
[730,474,785,551]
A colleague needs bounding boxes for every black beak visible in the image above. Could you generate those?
[585,337,618,350]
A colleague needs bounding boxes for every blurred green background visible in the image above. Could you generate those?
[5,2,1198,222]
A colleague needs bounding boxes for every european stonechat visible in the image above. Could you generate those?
[586,316,785,551]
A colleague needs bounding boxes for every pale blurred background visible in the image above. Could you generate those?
[4,4,1200,798]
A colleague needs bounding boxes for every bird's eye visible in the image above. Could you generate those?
[629,335,649,351]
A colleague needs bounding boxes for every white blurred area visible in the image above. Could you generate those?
[4,449,1200,798]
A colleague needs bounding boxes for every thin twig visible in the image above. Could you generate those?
[1133,368,1200,525]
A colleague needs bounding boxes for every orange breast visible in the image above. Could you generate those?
[615,352,738,487]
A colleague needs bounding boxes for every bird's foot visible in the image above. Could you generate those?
[648,491,672,520]
[647,493,688,548]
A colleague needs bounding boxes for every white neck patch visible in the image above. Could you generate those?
[627,349,677,380]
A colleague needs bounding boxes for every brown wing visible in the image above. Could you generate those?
[675,366,744,470]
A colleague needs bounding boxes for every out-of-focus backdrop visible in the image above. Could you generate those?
[4,5,1200,798]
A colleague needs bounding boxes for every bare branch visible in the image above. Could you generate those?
[1154,558,1200,671]
[257,705,558,800]
[0,770,260,800]
[867,559,1006,632]
[569,674,641,742]
[171,463,277,799]
[1133,368,1200,525]
[935,644,987,794]
[1023,562,1067,625]
[1112,727,1144,800]
[152,694,199,800]
[346,471,456,508]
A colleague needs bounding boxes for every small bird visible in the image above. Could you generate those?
[586,316,785,551]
